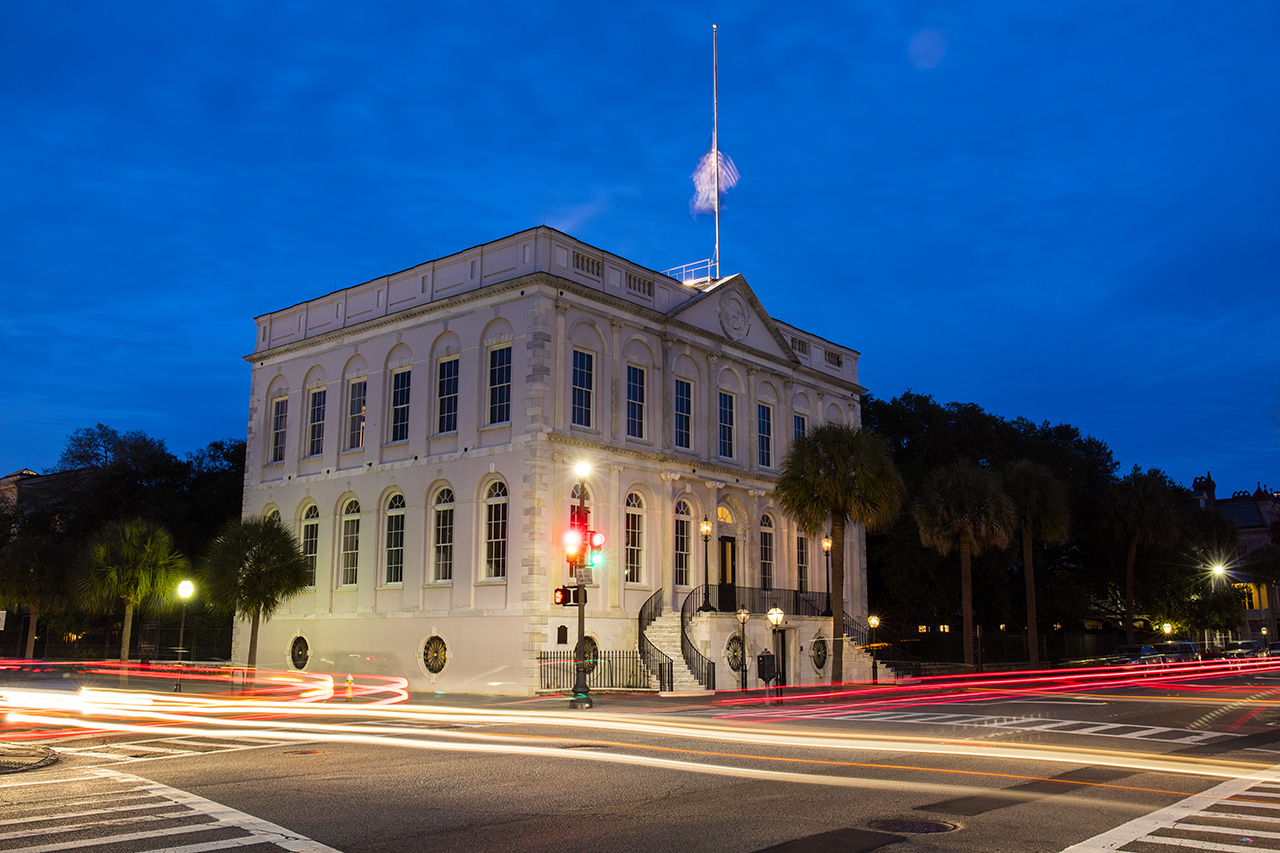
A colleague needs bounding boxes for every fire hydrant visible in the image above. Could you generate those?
[345,674,354,701]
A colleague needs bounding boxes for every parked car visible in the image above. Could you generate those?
[1153,641,1200,663]
[1221,640,1267,658]
[1270,641,1280,656]
[1104,644,1158,665]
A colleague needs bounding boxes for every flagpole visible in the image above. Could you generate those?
[712,22,720,279]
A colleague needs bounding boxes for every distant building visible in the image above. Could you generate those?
[240,227,874,694]
[1193,472,1280,640]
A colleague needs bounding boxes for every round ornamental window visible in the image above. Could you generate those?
[290,636,309,670]
[423,635,448,674]
[726,635,745,673]
[581,636,600,673]
[811,636,829,671]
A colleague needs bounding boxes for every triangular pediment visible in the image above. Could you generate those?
[666,274,800,363]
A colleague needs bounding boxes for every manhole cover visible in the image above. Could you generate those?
[868,820,958,834]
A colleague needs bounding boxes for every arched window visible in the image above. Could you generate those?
[484,482,508,578]
[674,500,692,587]
[340,499,360,586]
[385,494,406,585]
[569,482,592,529]
[301,505,319,587]
[433,488,455,582]
[265,508,281,523]
[625,492,644,584]
[760,515,775,591]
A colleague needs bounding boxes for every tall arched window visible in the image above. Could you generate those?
[625,492,644,584]
[433,488,455,582]
[484,482,508,578]
[569,482,592,579]
[760,515,775,591]
[674,500,692,587]
[265,508,281,523]
[301,505,319,587]
[385,494,406,585]
[340,499,361,586]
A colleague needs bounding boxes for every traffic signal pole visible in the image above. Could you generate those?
[569,475,593,710]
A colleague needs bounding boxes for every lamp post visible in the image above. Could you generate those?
[569,462,593,710]
[736,606,749,690]
[698,516,715,612]
[766,607,784,697]
[174,579,194,693]
[821,536,833,617]
[867,614,880,684]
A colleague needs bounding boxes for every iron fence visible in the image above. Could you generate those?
[536,650,651,691]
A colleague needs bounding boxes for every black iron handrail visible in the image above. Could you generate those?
[638,588,674,692]
[681,587,716,691]
[734,586,831,618]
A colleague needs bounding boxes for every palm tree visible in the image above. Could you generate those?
[775,423,905,684]
[913,460,1015,669]
[1005,460,1070,665]
[203,515,311,669]
[0,534,73,658]
[82,519,188,662]
[1107,467,1176,645]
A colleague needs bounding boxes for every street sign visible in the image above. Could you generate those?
[576,568,592,585]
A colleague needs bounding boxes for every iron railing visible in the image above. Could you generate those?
[734,586,831,619]
[536,650,651,691]
[638,588,674,692]
[680,587,716,691]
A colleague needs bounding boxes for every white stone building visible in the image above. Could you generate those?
[239,227,874,694]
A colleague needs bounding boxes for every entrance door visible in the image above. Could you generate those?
[718,536,736,611]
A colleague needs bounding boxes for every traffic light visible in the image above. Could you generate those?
[553,585,585,606]
[587,530,605,568]
[563,528,584,565]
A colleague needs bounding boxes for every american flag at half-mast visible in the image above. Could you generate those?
[691,146,739,214]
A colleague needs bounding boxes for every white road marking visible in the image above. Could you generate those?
[839,711,1232,745]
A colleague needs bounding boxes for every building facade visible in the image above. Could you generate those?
[239,227,872,694]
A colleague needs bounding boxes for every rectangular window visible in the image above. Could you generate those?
[571,350,593,428]
[341,517,359,585]
[625,511,643,584]
[307,389,326,457]
[675,516,690,587]
[793,414,807,442]
[486,501,508,578]
[385,513,405,584]
[347,380,367,450]
[389,369,411,443]
[433,506,454,581]
[796,535,809,593]
[302,521,319,587]
[757,403,773,468]
[626,365,645,439]
[760,528,774,591]
[270,398,288,463]
[488,346,511,425]
[437,358,459,434]
[674,379,692,450]
[718,391,735,458]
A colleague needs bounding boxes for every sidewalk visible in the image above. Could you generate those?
[0,742,58,774]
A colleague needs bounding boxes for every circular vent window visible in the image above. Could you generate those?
[290,636,309,670]
[726,635,745,672]
[423,635,448,674]
[811,636,828,671]
[580,636,599,673]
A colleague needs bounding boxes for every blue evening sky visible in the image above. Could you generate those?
[2,2,1278,496]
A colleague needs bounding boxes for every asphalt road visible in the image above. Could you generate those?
[7,666,1280,852]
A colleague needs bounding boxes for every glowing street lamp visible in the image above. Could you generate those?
[821,536,833,617]
[698,516,715,612]
[175,579,194,693]
[570,462,593,710]
[867,614,880,684]
[735,606,749,690]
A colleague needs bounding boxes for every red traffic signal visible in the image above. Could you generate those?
[553,585,585,606]
[564,528,583,563]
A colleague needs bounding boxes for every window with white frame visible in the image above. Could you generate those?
[674,379,692,450]
[437,358,459,434]
[307,389,326,457]
[385,494,405,584]
[432,488,454,582]
[760,516,775,590]
[793,413,807,442]
[796,534,809,593]
[571,350,593,428]
[757,403,773,468]
[625,492,644,584]
[270,398,288,463]
[301,505,319,586]
[488,347,511,425]
[265,508,280,522]
[484,481,508,578]
[389,369,411,443]
[569,482,591,579]
[718,391,735,458]
[626,365,645,439]
[674,500,692,587]
[340,499,360,585]
[347,380,367,450]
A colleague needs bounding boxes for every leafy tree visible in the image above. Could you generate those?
[203,515,311,669]
[81,519,188,661]
[1106,467,1178,644]
[0,532,74,658]
[913,460,1015,668]
[1005,460,1070,664]
[775,424,904,684]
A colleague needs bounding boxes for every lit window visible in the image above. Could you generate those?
[757,403,773,468]
[626,365,645,439]
[347,380,367,450]
[301,505,319,587]
[674,500,692,587]
[433,488,454,582]
[270,398,288,463]
[385,494,405,584]
[674,379,692,450]
[340,499,360,585]
[625,492,644,584]
[437,358,459,434]
[484,481,508,578]
[389,369,411,443]
[488,347,511,425]
[571,350,593,428]
[718,391,734,458]
[307,389,326,457]
[796,535,809,593]
[760,515,774,590]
